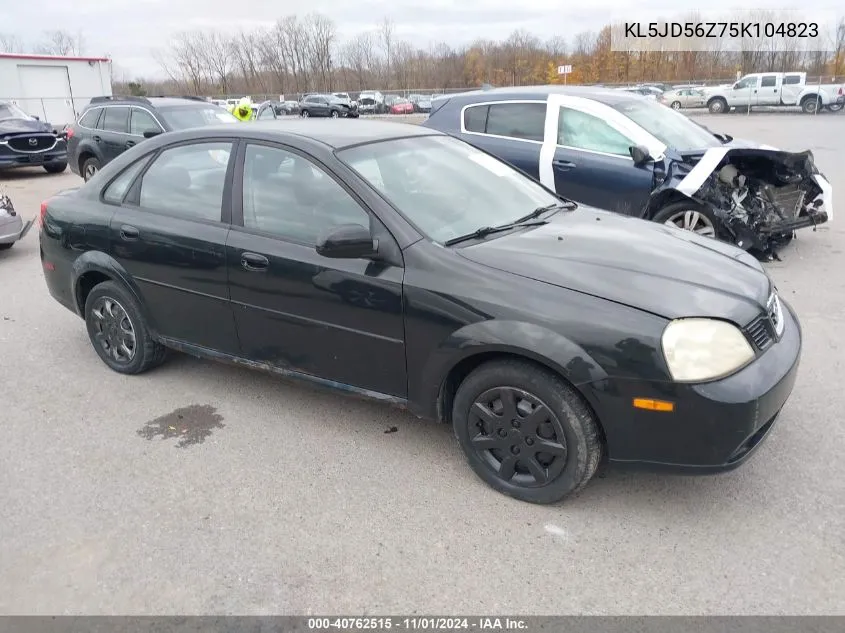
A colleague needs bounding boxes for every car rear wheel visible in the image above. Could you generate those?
[671,101,682,109]
[801,96,822,114]
[0,243,13,251]
[82,157,101,181]
[452,359,602,504]
[84,280,167,375]
[44,162,67,174]
[652,201,720,239]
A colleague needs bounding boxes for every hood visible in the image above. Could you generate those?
[0,118,53,137]
[457,208,771,324]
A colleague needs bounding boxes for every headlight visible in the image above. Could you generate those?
[661,318,755,382]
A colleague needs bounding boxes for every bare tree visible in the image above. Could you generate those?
[303,13,337,92]
[380,17,396,89]
[159,31,209,95]
[200,31,234,94]
[36,30,84,56]
[342,32,374,90]
[0,33,24,53]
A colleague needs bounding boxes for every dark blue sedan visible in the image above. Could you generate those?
[422,86,831,257]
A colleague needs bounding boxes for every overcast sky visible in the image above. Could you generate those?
[4,0,842,78]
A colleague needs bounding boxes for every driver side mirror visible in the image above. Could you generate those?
[732,82,741,90]
[316,223,378,259]
[143,129,161,139]
[33,115,40,121]
[630,144,652,167]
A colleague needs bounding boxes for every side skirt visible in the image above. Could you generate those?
[157,336,410,409]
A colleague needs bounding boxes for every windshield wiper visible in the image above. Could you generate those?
[512,200,577,224]
[444,219,549,246]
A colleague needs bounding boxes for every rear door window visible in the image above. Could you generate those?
[484,103,546,142]
[129,108,162,136]
[101,107,130,133]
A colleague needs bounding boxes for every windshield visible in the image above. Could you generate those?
[159,105,238,129]
[0,102,35,121]
[337,135,563,244]
[612,99,721,150]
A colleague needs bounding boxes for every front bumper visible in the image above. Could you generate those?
[0,149,68,170]
[0,214,33,245]
[588,299,802,472]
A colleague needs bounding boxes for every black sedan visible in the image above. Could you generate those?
[39,120,801,504]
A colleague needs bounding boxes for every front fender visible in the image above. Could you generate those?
[70,250,158,333]
[410,319,608,421]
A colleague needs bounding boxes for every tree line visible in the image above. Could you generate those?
[2,14,844,98]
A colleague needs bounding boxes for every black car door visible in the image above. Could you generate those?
[107,138,240,354]
[98,106,133,164]
[226,141,407,397]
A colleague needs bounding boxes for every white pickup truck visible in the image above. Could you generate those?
[704,72,845,114]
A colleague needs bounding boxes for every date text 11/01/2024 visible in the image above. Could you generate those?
[307,617,528,630]
[623,22,820,38]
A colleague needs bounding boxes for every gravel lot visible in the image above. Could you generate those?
[1,113,844,615]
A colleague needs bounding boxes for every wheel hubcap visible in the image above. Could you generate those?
[84,164,98,179]
[91,297,136,363]
[468,387,568,488]
[665,210,716,237]
[672,102,680,109]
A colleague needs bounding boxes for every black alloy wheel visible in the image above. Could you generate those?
[452,360,602,504]
[84,280,168,374]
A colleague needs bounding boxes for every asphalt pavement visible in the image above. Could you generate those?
[1,113,844,615]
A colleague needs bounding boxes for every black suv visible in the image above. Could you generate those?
[66,96,239,181]
[298,94,359,118]
[0,100,68,174]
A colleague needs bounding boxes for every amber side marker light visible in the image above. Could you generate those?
[633,398,675,412]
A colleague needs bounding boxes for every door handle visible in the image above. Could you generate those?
[93,135,102,143]
[126,140,136,148]
[119,225,139,241]
[241,252,269,271]
[553,159,576,170]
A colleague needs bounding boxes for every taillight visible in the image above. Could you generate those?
[839,87,844,96]
[38,200,48,228]
[65,126,75,139]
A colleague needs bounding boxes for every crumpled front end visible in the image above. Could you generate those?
[657,146,831,256]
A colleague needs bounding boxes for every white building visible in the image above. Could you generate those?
[0,53,112,127]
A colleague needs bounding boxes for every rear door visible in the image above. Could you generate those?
[457,101,546,181]
[756,74,780,105]
[98,106,132,164]
[108,138,239,354]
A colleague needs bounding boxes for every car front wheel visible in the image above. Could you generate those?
[84,280,167,375]
[452,359,602,504]
[652,201,720,239]
[44,162,67,174]
[330,110,339,118]
[301,109,310,118]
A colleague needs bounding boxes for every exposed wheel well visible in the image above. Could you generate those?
[75,270,112,313]
[437,350,607,446]
[800,93,820,103]
[643,189,694,219]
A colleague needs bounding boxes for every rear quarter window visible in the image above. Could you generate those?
[463,105,489,132]
[485,103,546,142]
[79,108,101,128]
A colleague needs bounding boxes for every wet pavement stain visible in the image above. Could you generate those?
[137,404,225,448]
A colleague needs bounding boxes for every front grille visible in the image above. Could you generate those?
[746,316,774,350]
[767,183,805,219]
[6,134,56,152]
[745,291,785,351]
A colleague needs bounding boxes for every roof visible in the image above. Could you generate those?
[0,52,111,63]
[438,85,645,106]
[198,119,443,149]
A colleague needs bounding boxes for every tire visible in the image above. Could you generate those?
[708,98,727,113]
[330,110,339,118]
[0,243,13,251]
[300,109,310,118]
[827,103,843,112]
[671,101,682,110]
[452,359,602,504]
[81,156,101,182]
[84,280,167,375]
[44,161,67,174]
[652,201,721,239]
[801,95,821,114]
